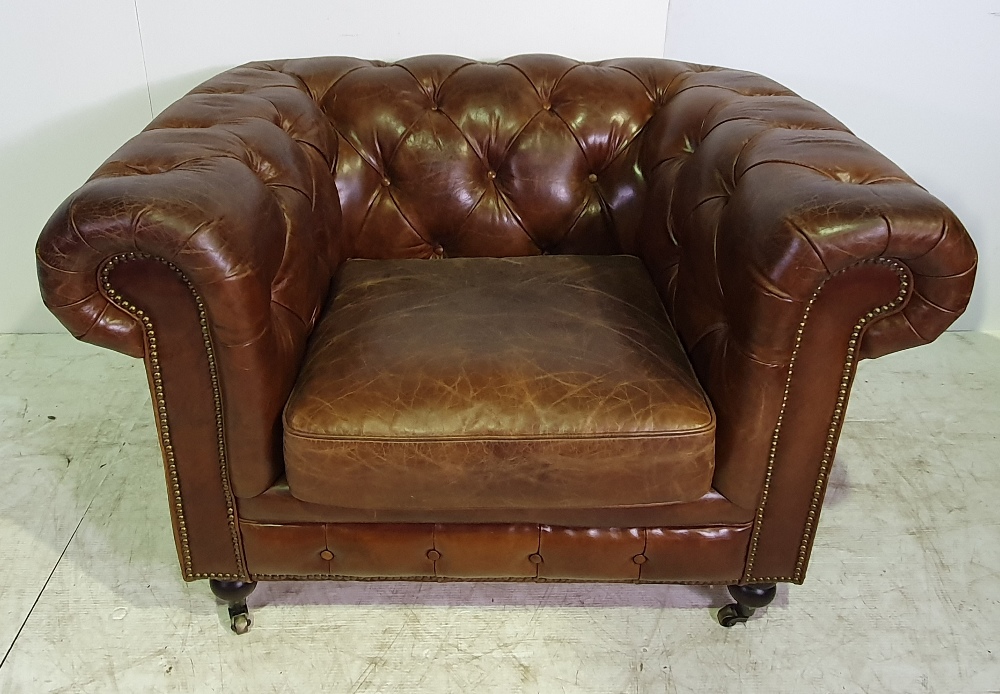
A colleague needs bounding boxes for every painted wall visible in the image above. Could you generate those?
[663,0,1000,331]
[0,0,671,334]
[135,0,672,115]
[1,0,152,334]
[3,0,995,333]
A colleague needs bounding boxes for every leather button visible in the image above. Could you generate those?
[588,173,598,183]
[632,553,647,565]
[486,170,496,180]
[528,553,543,564]
[381,177,390,187]
[426,549,441,561]
[542,103,551,110]
[319,550,334,561]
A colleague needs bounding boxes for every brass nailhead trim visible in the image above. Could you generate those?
[744,258,909,583]
[103,254,906,586]
[100,253,247,581]
[248,574,725,585]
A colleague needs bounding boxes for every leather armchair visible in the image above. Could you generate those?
[35,55,977,632]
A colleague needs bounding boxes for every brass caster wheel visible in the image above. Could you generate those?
[717,603,753,627]
[210,580,257,635]
[229,602,252,635]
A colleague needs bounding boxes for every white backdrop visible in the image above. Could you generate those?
[1,0,151,334]
[664,0,999,331]
[135,0,672,114]
[2,0,996,332]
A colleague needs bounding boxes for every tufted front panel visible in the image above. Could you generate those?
[240,521,751,584]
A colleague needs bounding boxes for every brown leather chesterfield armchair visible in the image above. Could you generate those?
[35,55,977,632]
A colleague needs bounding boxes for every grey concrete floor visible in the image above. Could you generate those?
[0,332,998,693]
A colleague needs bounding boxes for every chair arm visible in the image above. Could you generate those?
[638,67,976,360]
[636,67,977,581]
[36,65,342,505]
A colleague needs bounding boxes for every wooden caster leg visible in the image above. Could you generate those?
[717,583,776,627]
[210,579,257,635]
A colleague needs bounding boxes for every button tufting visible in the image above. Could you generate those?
[486,170,496,180]
[426,549,441,561]
[34,56,980,597]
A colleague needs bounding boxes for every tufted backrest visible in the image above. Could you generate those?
[262,55,696,260]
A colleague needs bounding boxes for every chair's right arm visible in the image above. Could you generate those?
[636,67,977,584]
[35,65,343,580]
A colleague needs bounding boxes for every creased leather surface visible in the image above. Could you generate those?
[284,255,715,509]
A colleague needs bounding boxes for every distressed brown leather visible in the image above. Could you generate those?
[108,259,247,579]
[741,261,909,582]
[35,55,976,587]
[240,521,751,584]
[284,255,715,509]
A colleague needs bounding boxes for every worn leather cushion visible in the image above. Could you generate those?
[283,255,715,510]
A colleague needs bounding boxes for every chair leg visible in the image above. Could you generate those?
[210,579,257,634]
[717,583,777,627]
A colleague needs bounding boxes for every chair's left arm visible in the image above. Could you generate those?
[35,64,343,580]
[634,66,978,583]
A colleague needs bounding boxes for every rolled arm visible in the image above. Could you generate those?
[637,67,977,581]
[37,64,341,357]
[36,64,343,500]
[639,67,976,363]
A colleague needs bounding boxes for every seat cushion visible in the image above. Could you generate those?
[282,255,715,510]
